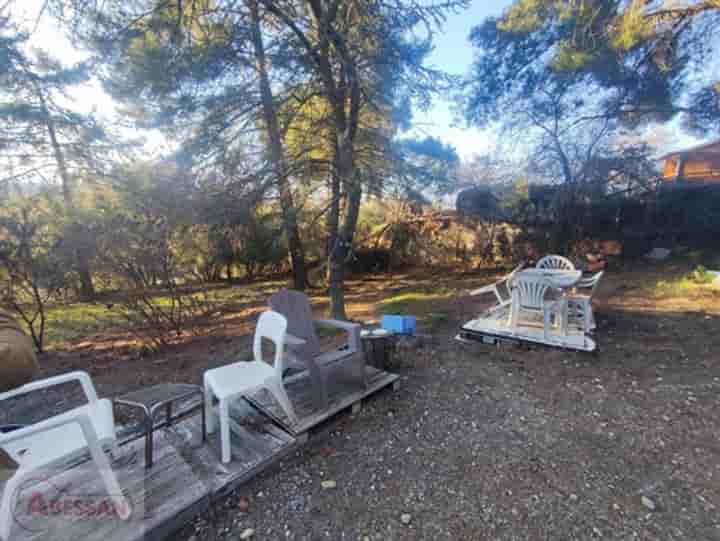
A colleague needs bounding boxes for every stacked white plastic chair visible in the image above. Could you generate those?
[508,273,568,340]
[536,255,575,270]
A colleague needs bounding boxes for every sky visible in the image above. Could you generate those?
[12,0,707,162]
[409,1,514,160]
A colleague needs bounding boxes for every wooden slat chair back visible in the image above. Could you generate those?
[268,289,322,363]
[269,289,364,411]
[536,255,575,270]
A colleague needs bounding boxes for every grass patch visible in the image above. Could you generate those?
[378,290,454,317]
[22,279,288,348]
[653,265,719,298]
[24,284,242,348]
[42,303,130,346]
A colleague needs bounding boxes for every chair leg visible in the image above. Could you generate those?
[87,436,132,520]
[508,308,516,330]
[305,359,329,411]
[586,300,595,331]
[266,378,298,426]
[204,378,216,435]
[0,471,22,541]
[560,301,568,336]
[219,399,232,464]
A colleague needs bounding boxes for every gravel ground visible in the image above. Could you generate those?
[179,304,720,541]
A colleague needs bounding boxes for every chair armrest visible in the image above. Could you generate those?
[0,411,97,447]
[315,319,360,331]
[284,333,307,346]
[469,283,500,296]
[0,371,98,404]
[315,319,361,353]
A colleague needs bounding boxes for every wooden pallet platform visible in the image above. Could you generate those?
[10,400,296,541]
[458,308,596,352]
[245,363,400,435]
[7,365,400,541]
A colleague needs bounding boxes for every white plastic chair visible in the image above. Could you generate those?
[508,274,567,340]
[469,262,525,313]
[0,371,131,541]
[204,311,298,464]
[536,255,575,271]
[566,271,604,332]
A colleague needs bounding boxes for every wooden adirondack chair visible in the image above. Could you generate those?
[269,290,364,410]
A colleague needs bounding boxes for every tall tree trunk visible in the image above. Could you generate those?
[552,137,577,253]
[327,133,361,319]
[249,0,307,291]
[325,167,341,280]
[36,84,95,300]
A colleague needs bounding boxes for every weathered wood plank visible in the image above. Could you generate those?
[10,399,296,541]
[7,366,399,541]
[245,365,400,435]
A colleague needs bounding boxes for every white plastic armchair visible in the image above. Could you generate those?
[566,271,604,332]
[0,371,99,404]
[0,371,130,541]
[536,255,575,271]
[508,274,568,339]
[469,262,525,313]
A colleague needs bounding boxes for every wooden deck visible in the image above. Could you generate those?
[245,363,400,435]
[10,399,292,541]
[8,366,399,541]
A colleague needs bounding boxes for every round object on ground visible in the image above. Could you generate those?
[0,308,39,392]
[360,328,397,370]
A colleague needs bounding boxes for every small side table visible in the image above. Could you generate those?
[114,383,206,468]
[360,328,397,370]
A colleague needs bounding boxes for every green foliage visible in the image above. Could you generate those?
[653,265,719,297]
[470,0,719,133]
[552,41,595,72]
[378,291,453,319]
[688,265,716,285]
[497,0,545,33]
[235,215,286,280]
[0,192,69,351]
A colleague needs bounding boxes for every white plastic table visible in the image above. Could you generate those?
[517,268,582,290]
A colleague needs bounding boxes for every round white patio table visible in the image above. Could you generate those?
[516,268,582,290]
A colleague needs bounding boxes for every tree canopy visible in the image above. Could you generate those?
[466,0,720,134]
